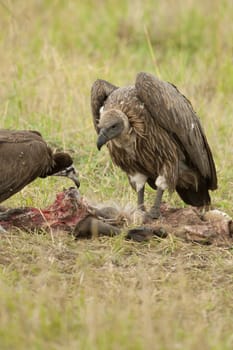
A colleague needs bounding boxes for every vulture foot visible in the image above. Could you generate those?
[150,207,161,219]
[144,207,161,222]
[138,204,146,212]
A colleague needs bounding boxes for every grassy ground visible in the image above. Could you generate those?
[0,0,233,349]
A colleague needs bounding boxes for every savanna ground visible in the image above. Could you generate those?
[0,1,233,349]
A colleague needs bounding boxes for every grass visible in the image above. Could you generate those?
[0,0,233,348]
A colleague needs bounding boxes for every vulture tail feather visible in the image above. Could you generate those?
[176,181,211,207]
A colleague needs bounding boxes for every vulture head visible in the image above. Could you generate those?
[49,152,80,188]
[52,152,73,171]
[97,109,130,150]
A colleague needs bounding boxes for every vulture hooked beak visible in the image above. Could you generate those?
[54,165,80,188]
[97,130,108,150]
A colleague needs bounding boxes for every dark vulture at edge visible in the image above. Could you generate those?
[0,129,80,203]
[91,72,217,219]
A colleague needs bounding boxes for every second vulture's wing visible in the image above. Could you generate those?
[135,72,217,190]
[91,79,118,133]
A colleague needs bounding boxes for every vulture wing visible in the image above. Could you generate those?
[91,79,118,133]
[0,130,52,203]
[135,72,217,190]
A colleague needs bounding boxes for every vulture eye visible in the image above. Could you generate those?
[111,124,117,129]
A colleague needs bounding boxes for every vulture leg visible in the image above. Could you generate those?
[137,186,146,211]
[148,187,164,219]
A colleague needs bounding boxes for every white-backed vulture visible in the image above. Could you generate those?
[0,129,79,203]
[91,72,217,218]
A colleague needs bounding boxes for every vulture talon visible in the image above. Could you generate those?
[138,204,146,212]
[91,72,217,211]
[143,208,161,223]
[148,208,161,220]
[140,206,146,212]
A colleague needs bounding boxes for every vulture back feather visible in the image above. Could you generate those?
[0,130,78,203]
[135,72,217,190]
[91,79,118,132]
